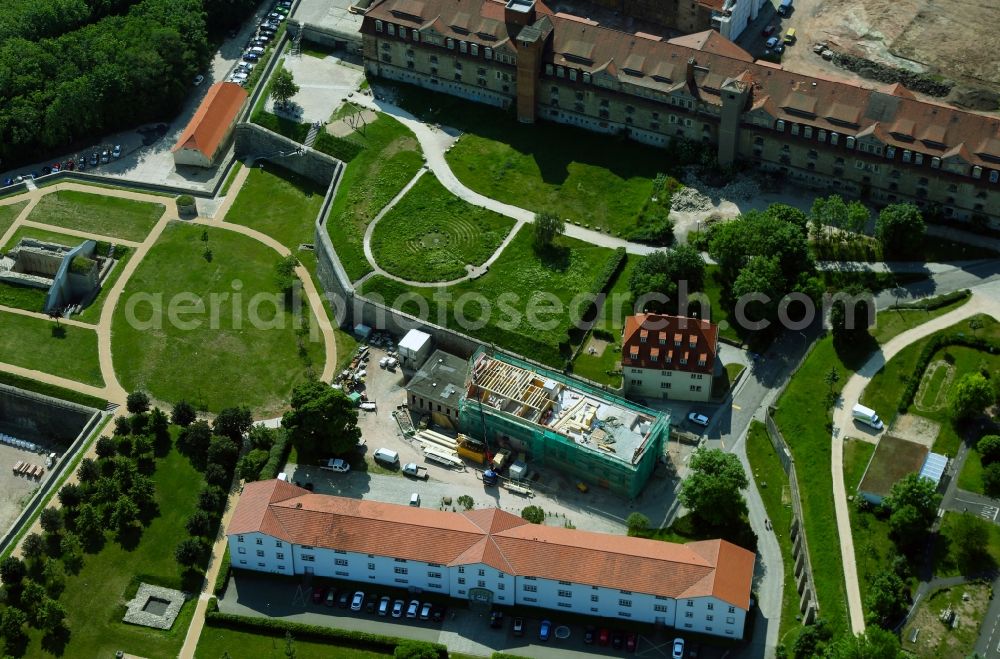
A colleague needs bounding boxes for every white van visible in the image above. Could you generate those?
[409,492,420,507]
[852,404,884,430]
[373,447,400,467]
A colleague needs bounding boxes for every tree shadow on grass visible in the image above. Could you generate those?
[181,567,206,593]
[116,525,142,551]
[50,325,66,339]
[41,623,70,656]
[533,242,570,272]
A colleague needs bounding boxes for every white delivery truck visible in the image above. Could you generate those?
[852,404,884,430]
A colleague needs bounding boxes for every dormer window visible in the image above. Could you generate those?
[375,19,383,32]
[485,46,493,58]
[776,119,785,131]
[650,351,659,362]
[991,170,999,183]
[680,354,688,365]
[583,72,591,83]
[931,157,941,169]
[973,166,983,179]
[817,129,826,142]
[447,38,454,49]
[803,126,813,139]
[688,336,697,348]
[846,136,856,149]
[698,355,707,367]
[674,333,682,347]
[413,29,420,41]
[902,150,912,163]
[830,132,839,145]
[460,41,468,53]
[569,69,577,81]
[387,23,395,36]
[915,153,924,165]
[471,43,478,56]
[791,123,800,136]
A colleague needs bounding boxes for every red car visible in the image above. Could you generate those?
[311,586,326,604]
[598,628,610,646]
[626,631,637,652]
[762,24,776,36]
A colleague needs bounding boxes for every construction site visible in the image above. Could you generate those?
[456,349,670,499]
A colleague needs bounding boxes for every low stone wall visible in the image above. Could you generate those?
[234,123,340,184]
[0,384,98,444]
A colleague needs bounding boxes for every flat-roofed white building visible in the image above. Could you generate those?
[227,480,756,638]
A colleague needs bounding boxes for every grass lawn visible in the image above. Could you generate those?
[325,111,423,282]
[933,511,1000,577]
[360,229,617,367]
[571,254,635,385]
[370,173,515,282]
[843,438,876,493]
[958,449,984,494]
[0,281,47,312]
[220,163,244,197]
[76,248,133,324]
[0,311,102,386]
[225,165,327,250]
[0,200,28,237]
[745,420,802,647]
[2,225,88,253]
[862,317,1000,455]
[0,371,107,410]
[773,335,851,632]
[22,446,202,657]
[28,189,164,241]
[196,625,391,658]
[869,294,971,344]
[390,83,675,238]
[111,222,325,415]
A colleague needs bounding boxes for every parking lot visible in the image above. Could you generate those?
[281,341,741,535]
[220,571,726,658]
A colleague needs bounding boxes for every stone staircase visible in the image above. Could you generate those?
[304,122,320,148]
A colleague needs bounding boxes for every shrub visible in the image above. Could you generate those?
[314,132,365,162]
[259,430,292,481]
[626,512,650,534]
[457,495,474,511]
[521,505,545,524]
[176,194,195,207]
[214,546,231,596]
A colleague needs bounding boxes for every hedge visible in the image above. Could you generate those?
[251,110,310,143]
[213,545,231,596]
[592,328,615,342]
[313,131,365,163]
[896,289,970,312]
[258,428,292,481]
[204,611,448,657]
[898,330,1000,411]
[590,247,627,299]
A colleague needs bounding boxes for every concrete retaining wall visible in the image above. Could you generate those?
[234,123,341,183]
[0,384,98,444]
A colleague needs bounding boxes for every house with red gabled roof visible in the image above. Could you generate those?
[621,313,719,402]
[172,82,248,168]
[228,480,756,637]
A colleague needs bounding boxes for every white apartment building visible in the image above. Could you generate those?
[622,314,720,403]
[228,480,755,638]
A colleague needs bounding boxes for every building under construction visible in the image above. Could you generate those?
[459,348,669,499]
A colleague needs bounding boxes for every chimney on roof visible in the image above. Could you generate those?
[686,58,696,87]
[505,0,535,26]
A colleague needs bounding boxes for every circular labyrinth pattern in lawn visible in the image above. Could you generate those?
[915,359,955,412]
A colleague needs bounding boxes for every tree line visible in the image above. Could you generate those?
[0,0,258,168]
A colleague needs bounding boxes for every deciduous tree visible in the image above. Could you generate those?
[533,211,565,248]
[0,556,26,586]
[126,391,150,415]
[951,373,993,420]
[978,435,1000,465]
[270,68,300,108]
[175,538,205,567]
[884,473,941,551]
[40,507,62,534]
[213,406,253,443]
[875,203,925,258]
[679,448,749,527]
[282,382,361,456]
[864,571,907,628]
[171,399,197,427]
[628,245,705,311]
[521,506,545,524]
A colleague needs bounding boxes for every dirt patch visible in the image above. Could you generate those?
[902,582,990,658]
[326,109,378,138]
[892,413,941,448]
[584,336,609,358]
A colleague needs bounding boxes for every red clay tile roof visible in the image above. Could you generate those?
[622,314,718,374]
[172,82,248,158]
[229,482,755,608]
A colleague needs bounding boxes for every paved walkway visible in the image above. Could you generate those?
[830,280,1000,634]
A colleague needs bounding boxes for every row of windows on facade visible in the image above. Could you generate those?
[773,120,1000,183]
[374,22,516,64]
[411,395,457,417]
[629,369,705,380]
[629,352,706,367]
[540,63,699,108]
[630,380,703,391]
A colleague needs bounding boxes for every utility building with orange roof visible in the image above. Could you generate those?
[172,82,248,168]
[228,480,756,638]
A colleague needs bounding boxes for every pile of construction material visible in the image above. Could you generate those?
[414,430,465,469]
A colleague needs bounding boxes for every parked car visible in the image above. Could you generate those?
[41,166,52,175]
[350,591,365,611]
[762,24,776,36]
[406,600,419,618]
[687,412,709,427]
[89,153,99,166]
[598,628,610,646]
[431,605,444,622]
[112,144,121,159]
[65,159,75,170]
[584,625,595,644]
[420,602,432,620]
[193,74,205,86]
[391,599,404,618]
[378,595,391,616]
[489,609,503,628]
[512,617,524,636]
[337,591,350,608]
[243,53,260,62]
[2,178,12,186]
[539,619,551,642]
[100,150,110,163]
[324,589,336,606]
[672,637,686,659]
[311,586,326,604]
[765,36,779,49]
[613,631,624,649]
[626,632,637,652]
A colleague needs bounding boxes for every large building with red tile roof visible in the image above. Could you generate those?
[228,479,756,637]
[621,314,719,402]
[172,82,248,168]
[361,0,1000,228]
